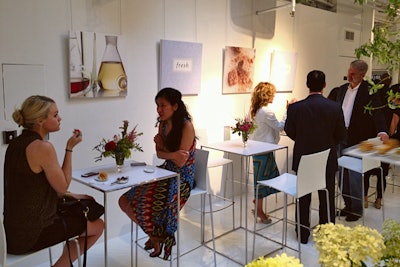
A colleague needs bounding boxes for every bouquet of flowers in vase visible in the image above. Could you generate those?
[231,114,256,145]
[245,253,303,267]
[93,120,143,162]
[313,223,385,267]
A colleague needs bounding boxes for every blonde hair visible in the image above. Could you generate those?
[250,82,276,119]
[13,95,55,129]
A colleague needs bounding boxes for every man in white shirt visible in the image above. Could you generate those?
[334,60,389,221]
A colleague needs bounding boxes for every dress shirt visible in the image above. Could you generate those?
[342,83,359,128]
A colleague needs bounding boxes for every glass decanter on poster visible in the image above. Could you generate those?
[97,35,127,94]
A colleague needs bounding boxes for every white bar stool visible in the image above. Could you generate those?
[337,155,385,225]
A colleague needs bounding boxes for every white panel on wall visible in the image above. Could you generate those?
[338,27,360,57]
[270,50,297,93]
[230,0,276,38]
[2,64,46,121]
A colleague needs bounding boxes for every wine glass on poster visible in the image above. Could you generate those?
[69,31,92,97]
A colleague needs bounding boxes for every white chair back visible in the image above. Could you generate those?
[1,217,7,267]
[193,149,209,193]
[152,154,165,166]
[296,149,330,198]
[362,156,381,173]
[195,128,208,148]
[152,150,209,193]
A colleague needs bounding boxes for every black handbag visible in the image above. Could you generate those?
[57,196,104,267]
[57,196,104,221]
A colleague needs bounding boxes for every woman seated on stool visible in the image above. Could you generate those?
[3,95,104,267]
[119,88,196,260]
[363,163,389,209]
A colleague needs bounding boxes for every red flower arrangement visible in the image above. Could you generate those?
[94,120,143,162]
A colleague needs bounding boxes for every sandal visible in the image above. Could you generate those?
[251,209,272,224]
[149,238,164,258]
[364,196,368,208]
[144,238,153,250]
[374,198,382,209]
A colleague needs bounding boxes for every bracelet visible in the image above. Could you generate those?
[65,148,73,152]
[64,191,71,197]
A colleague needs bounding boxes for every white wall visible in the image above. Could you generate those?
[0,0,368,241]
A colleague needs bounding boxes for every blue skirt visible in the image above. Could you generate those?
[252,152,280,198]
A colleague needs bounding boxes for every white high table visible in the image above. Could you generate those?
[72,161,179,267]
[201,139,288,264]
[344,145,400,166]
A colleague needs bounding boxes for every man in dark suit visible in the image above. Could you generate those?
[285,70,346,244]
[335,59,389,221]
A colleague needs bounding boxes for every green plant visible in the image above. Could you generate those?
[355,0,400,71]
[363,76,400,114]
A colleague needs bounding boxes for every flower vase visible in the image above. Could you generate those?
[115,151,125,172]
[242,132,249,147]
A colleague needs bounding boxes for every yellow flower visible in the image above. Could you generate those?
[313,223,385,267]
[245,253,303,267]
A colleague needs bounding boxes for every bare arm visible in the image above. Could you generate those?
[154,121,195,167]
[26,132,82,195]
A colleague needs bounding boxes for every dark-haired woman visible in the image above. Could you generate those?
[119,88,196,260]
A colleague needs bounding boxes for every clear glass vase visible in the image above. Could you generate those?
[241,132,248,147]
[115,151,125,172]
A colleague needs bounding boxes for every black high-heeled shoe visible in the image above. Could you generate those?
[149,242,164,258]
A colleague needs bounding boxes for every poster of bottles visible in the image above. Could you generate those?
[69,31,127,98]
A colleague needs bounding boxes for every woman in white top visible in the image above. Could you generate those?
[250,82,289,223]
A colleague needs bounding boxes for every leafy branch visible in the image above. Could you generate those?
[354,0,400,71]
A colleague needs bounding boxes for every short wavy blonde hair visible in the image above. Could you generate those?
[250,82,276,119]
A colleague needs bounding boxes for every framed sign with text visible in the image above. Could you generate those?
[160,39,203,95]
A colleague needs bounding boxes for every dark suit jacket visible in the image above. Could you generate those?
[284,94,346,173]
[336,80,387,147]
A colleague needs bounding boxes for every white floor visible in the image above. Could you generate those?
[16,171,400,267]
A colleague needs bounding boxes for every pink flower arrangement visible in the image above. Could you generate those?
[231,115,256,137]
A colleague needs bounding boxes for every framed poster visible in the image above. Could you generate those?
[270,50,297,93]
[69,31,128,98]
[160,39,203,95]
[222,46,256,94]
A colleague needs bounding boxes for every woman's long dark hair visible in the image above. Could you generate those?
[156,88,192,151]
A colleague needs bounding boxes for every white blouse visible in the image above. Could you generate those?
[251,106,286,144]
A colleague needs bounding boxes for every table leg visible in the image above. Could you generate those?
[244,156,249,263]
[103,193,108,267]
[239,157,243,228]
[177,174,180,267]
